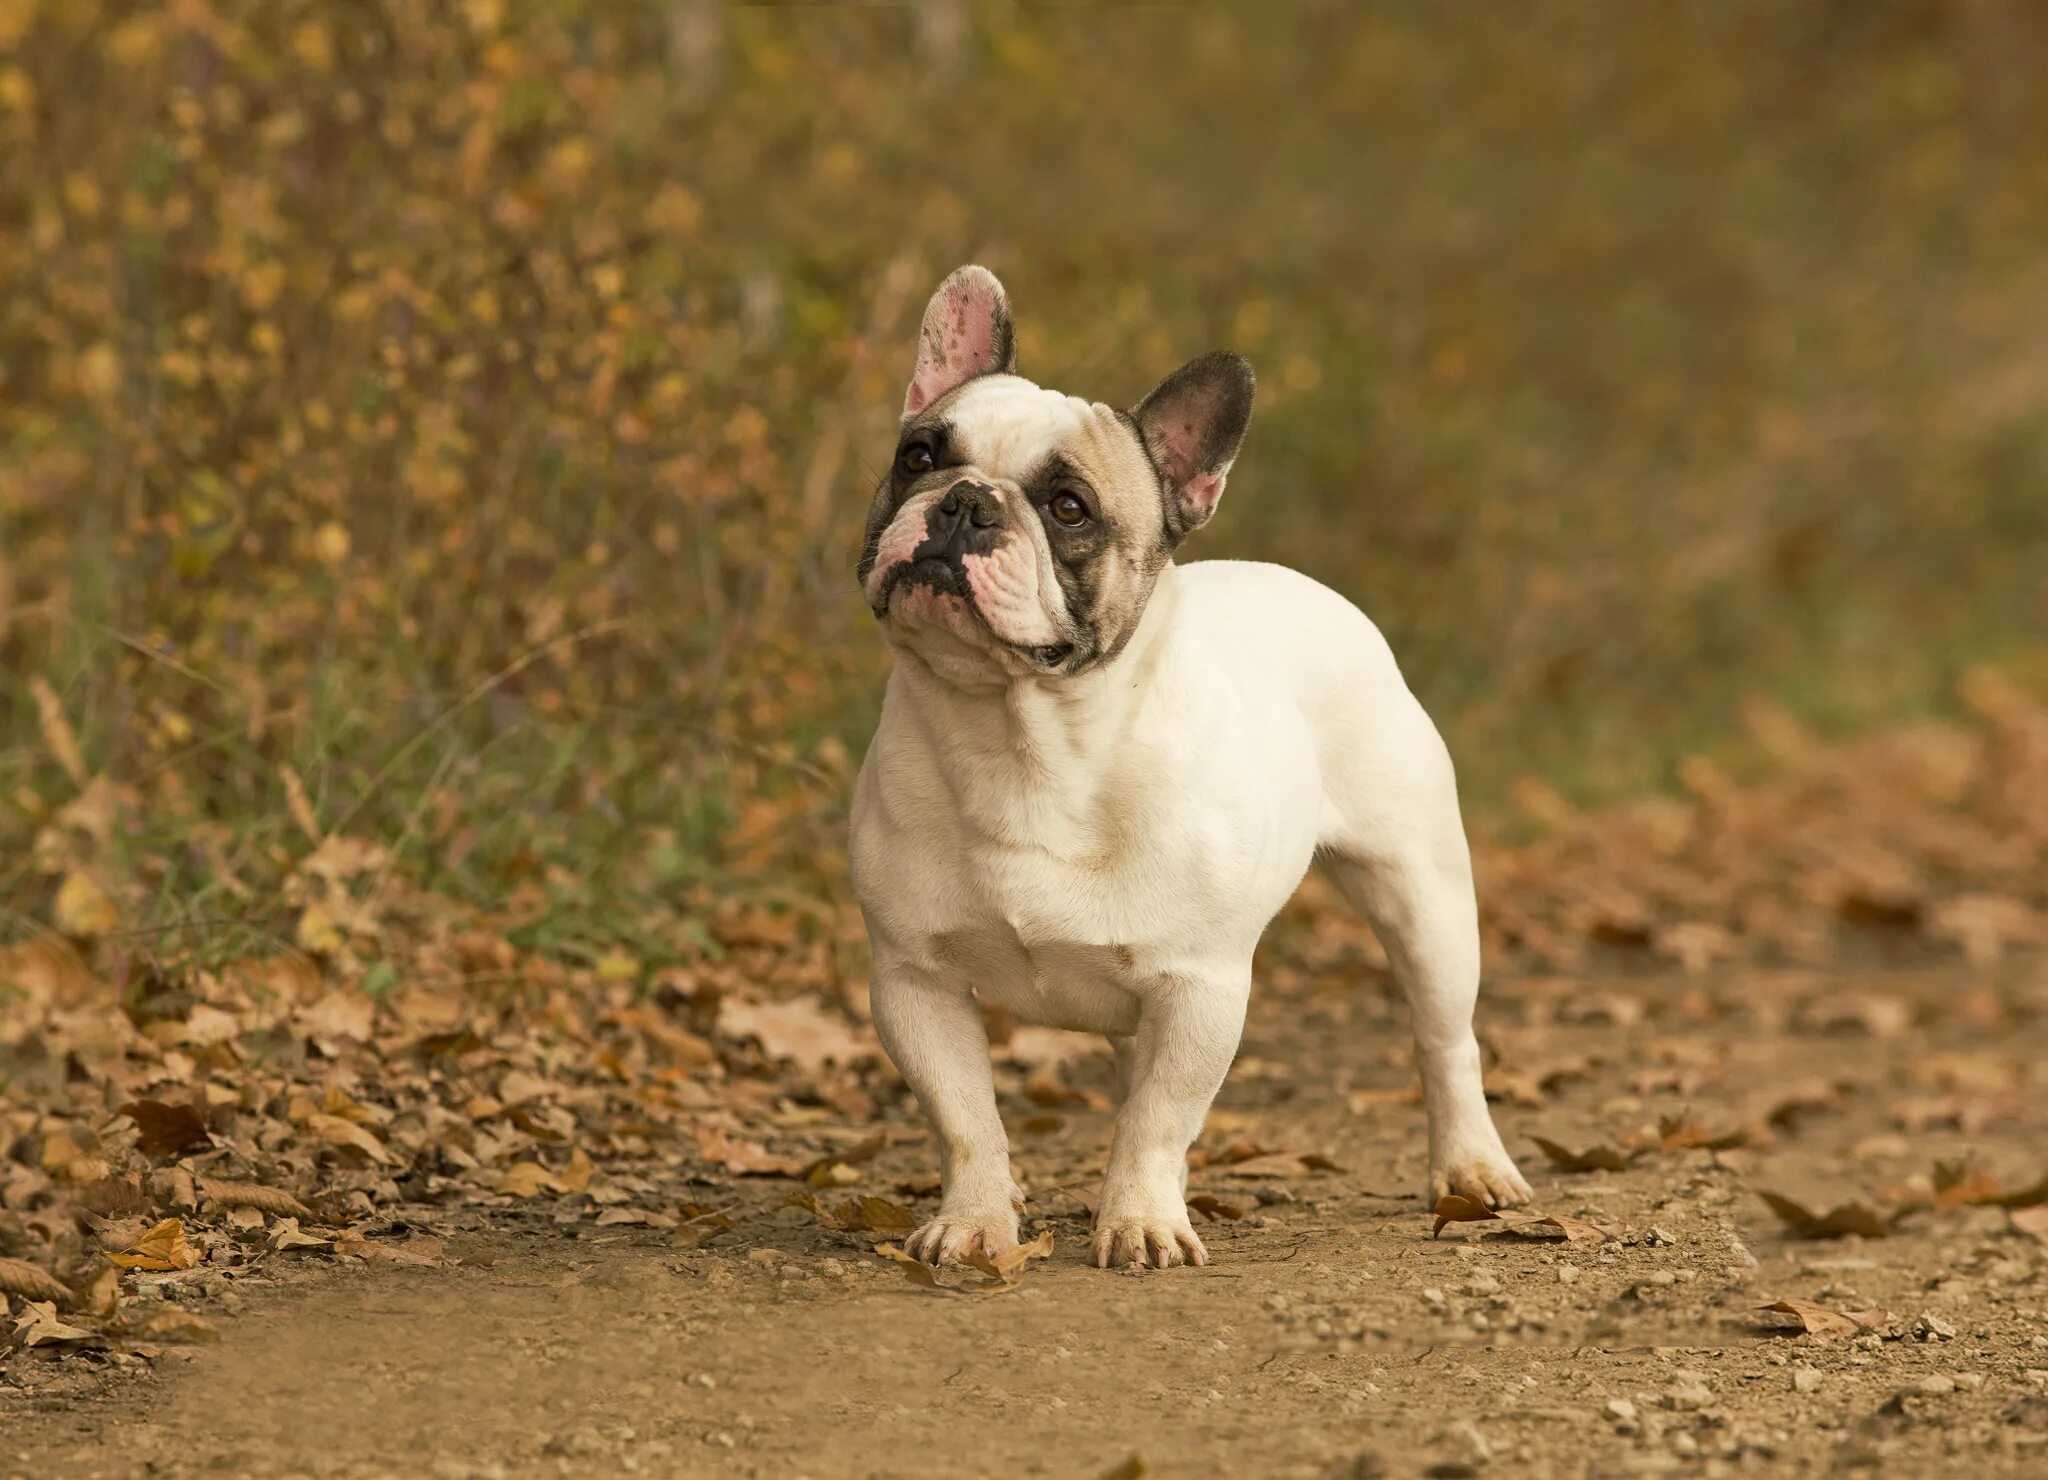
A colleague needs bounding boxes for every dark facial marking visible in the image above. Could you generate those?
[857,419,958,584]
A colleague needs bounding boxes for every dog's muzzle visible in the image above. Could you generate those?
[888,479,1003,597]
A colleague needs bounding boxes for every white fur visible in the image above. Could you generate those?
[852,558,1531,1269]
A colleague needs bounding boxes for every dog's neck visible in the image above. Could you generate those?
[884,564,1188,846]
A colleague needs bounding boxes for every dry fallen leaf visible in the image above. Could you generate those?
[832,1195,915,1236]
[1186,1194,1245,1222]
[1754,1298,1889,1338]
[269,1217,335,1253]
[106,1217,200,1271]
[1532,1136,1639,1173]
[199,1178,314,1220]
[0,1256,71,1305]
[1759,1191,1896,1239]
[13,1300,102,1349]
[1430,1196,1618,1242]
[719,995,872,1075]
[2012,1206,2048,1243]
[117,1099,213,1158]
[874,1241,943,1289]
[693,1126,802,1178]
[115,1307,221,1344]
[963,1229,1056,1287]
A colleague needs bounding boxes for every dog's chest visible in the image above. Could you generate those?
[925,812,1248,1033]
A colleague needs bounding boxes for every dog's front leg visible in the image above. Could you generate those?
[870,962,1022,1264]
[1094,975,1248,1269]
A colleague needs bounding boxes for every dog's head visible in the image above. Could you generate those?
[859,266,1254,682]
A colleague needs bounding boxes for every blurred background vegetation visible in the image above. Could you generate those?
[3,0,2047,956]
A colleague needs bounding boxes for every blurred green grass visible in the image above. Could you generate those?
[3,1,2047,946]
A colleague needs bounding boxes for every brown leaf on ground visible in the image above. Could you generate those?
[1655,1115,1756,1151]
[832,1196,915,1236]
[1432,1194,1500,1236]
[1430,1197,1618,1241]
[1758,1191,1895,1239]
[1531,1136,1639,1173]
[1991,1172,2048,1208]
[299,989,376,1042]
[1220,1150,1346,1179]
[199,1178,314,1220]
[874,1242,943,1289]
[2012,1206,2048,1242]
[305,1112,392,1165]
[115,1307,220,1344]
[106,1218,200,1271]
[1755,1298,1890,1338]
[0,1256,71,1305]
[1187,1194,1245,1222]
[72,1263,120,1321]
[798,1133,886,1185]
[493,1163,558,1198]
[675,1211,737,1249]
[116,1100,213,1158]
[693,1126,802,1178]
[12,1300,102,1349]
[269,1217,334,1253]
[1488,1210,1621,1242]
[719,995,873,1076]
[333,1233,445,1265]
[964,1229,1056,1287]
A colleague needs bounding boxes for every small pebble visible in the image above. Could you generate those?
[1791,1366,1823,1394]
[1912,1314,1957,1343]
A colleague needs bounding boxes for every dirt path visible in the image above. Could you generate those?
[8,962,2048,1479]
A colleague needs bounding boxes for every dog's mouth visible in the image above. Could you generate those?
[879,559,1076,672]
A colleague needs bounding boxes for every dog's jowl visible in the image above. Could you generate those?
[851,266,1531,1270]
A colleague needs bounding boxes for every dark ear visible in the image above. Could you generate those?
[1131,350,1255,535]
[903,265,1016,417]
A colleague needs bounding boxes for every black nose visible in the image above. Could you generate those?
[927,479,1003,558]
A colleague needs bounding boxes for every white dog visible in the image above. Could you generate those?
[851,267,1530,1269]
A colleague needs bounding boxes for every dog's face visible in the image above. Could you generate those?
[859,267,1253,682]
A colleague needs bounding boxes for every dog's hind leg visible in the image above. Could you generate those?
[1317,711,1530,1209]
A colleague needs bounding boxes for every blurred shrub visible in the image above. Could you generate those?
[2,0,2046,920]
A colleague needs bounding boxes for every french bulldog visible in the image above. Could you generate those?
[851,266,1531,1269]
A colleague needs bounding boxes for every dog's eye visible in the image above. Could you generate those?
[897,441,935,477]
[1049,492,1091,527]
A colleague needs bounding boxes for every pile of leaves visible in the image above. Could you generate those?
[5,664,2048,1370]
[1272,673,2048,982]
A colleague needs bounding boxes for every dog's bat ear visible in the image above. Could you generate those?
[903,265,1016,417]
[1132,350,1255,536]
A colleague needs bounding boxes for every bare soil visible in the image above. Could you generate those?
[7,961,2048,1480]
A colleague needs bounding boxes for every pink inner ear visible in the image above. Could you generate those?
[1181,470,1224,521]
[906,277,1007,415]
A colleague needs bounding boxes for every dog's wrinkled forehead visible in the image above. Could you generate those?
[926,376,1163,528]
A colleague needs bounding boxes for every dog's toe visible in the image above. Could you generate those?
[1432,1156,1533,1210]
[1091,1211,1207,1270]
[905,1209,1018,1266]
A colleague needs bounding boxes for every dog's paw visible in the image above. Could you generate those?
[1091,1189,1207,1270]
[1429,1133,1533,1210]
[903,1206,1019,1266]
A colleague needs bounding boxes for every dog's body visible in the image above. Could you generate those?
[853,268,1528,1268]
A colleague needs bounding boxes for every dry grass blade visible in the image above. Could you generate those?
[0,1257,72,1306]
[27,673,89,787]
[199,1178,314,1220]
